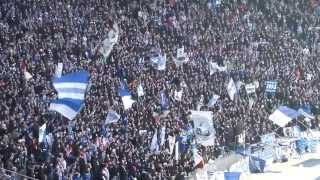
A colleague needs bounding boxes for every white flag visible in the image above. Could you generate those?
[227,78,237,101]
[209,62,227,75]
[191,111,215,146]
[168,136,175,155]
[157,54,166,70]
[175,141,179,161]
[150,130,159,153]
[24,71,33,81]
[39,123,46,143]
[137,83,144,97]
[55,63,63,78]
[208,94,220,107]
[105,111,120,124]
[175,47,189,65]
[245,83,256,94]
[98,23,119,58]
[237,131,246,144]
[160,126,166,146]
[193,147,204,168]
[174,89,183,101]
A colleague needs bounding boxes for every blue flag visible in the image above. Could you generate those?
[49,71,89,120]
[160,90,169,110]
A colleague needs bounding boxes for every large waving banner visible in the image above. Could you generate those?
[98,23,119,59]
[191,111,215,146]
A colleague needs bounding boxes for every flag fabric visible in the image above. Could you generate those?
[118,83,135,110]
[191,111,215,146]
[160,90,169,110]
[150,129,159,153]
[168,136,175,155]
[260,133,276,145]
[39,123,46,143]
[174,89,183,101]
[49,71,89,120]
[192,146,204,169]
[236,81,244,91]
[105,111,120,124]
[175,141,179,161]
[237,131,246,144]
[137,83,144,97]
[227,78,237,101]
[208,94,220,107]
[49,99,84,120]
[248,97,254,109]
[224,172,241,180]
[24,71,33,81]
[158,54,166,70]
[209,62,227,75]
[265,81,278,93]
[98,23,119,59]
[55,63,63,78]
[245,83,256,94]
[298,105,315,119]
[175,47,189,66]
[150,54,167,70]
[160,126,166,146]
[249,156,266,173]
[269,106,300,127]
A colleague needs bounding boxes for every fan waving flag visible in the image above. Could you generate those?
[227,78,237,101]
[269,106,299,127]
[105,111,121,124]
[49,71,89,120]
[118,82,136,110]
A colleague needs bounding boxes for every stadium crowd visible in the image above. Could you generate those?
[0,0,320,179]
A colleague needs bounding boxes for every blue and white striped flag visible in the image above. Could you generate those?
[49,71,89,120]
[269,106,299,127]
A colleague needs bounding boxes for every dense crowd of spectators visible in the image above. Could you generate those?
[1,0,320,179]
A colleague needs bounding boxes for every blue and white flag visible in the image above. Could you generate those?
[39,123,46,143]
[260,133,276,145]
[160,90,169,110]
[52,71,89,100]
[105,111,121,124]
[150,54,166,70]
[269,106,299,127]
[118,83,135,110]
[227,78,237,101]
[49,71,89,120]
[208,94,220,107]
[265,81,278,93]
[298,105,315,119]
